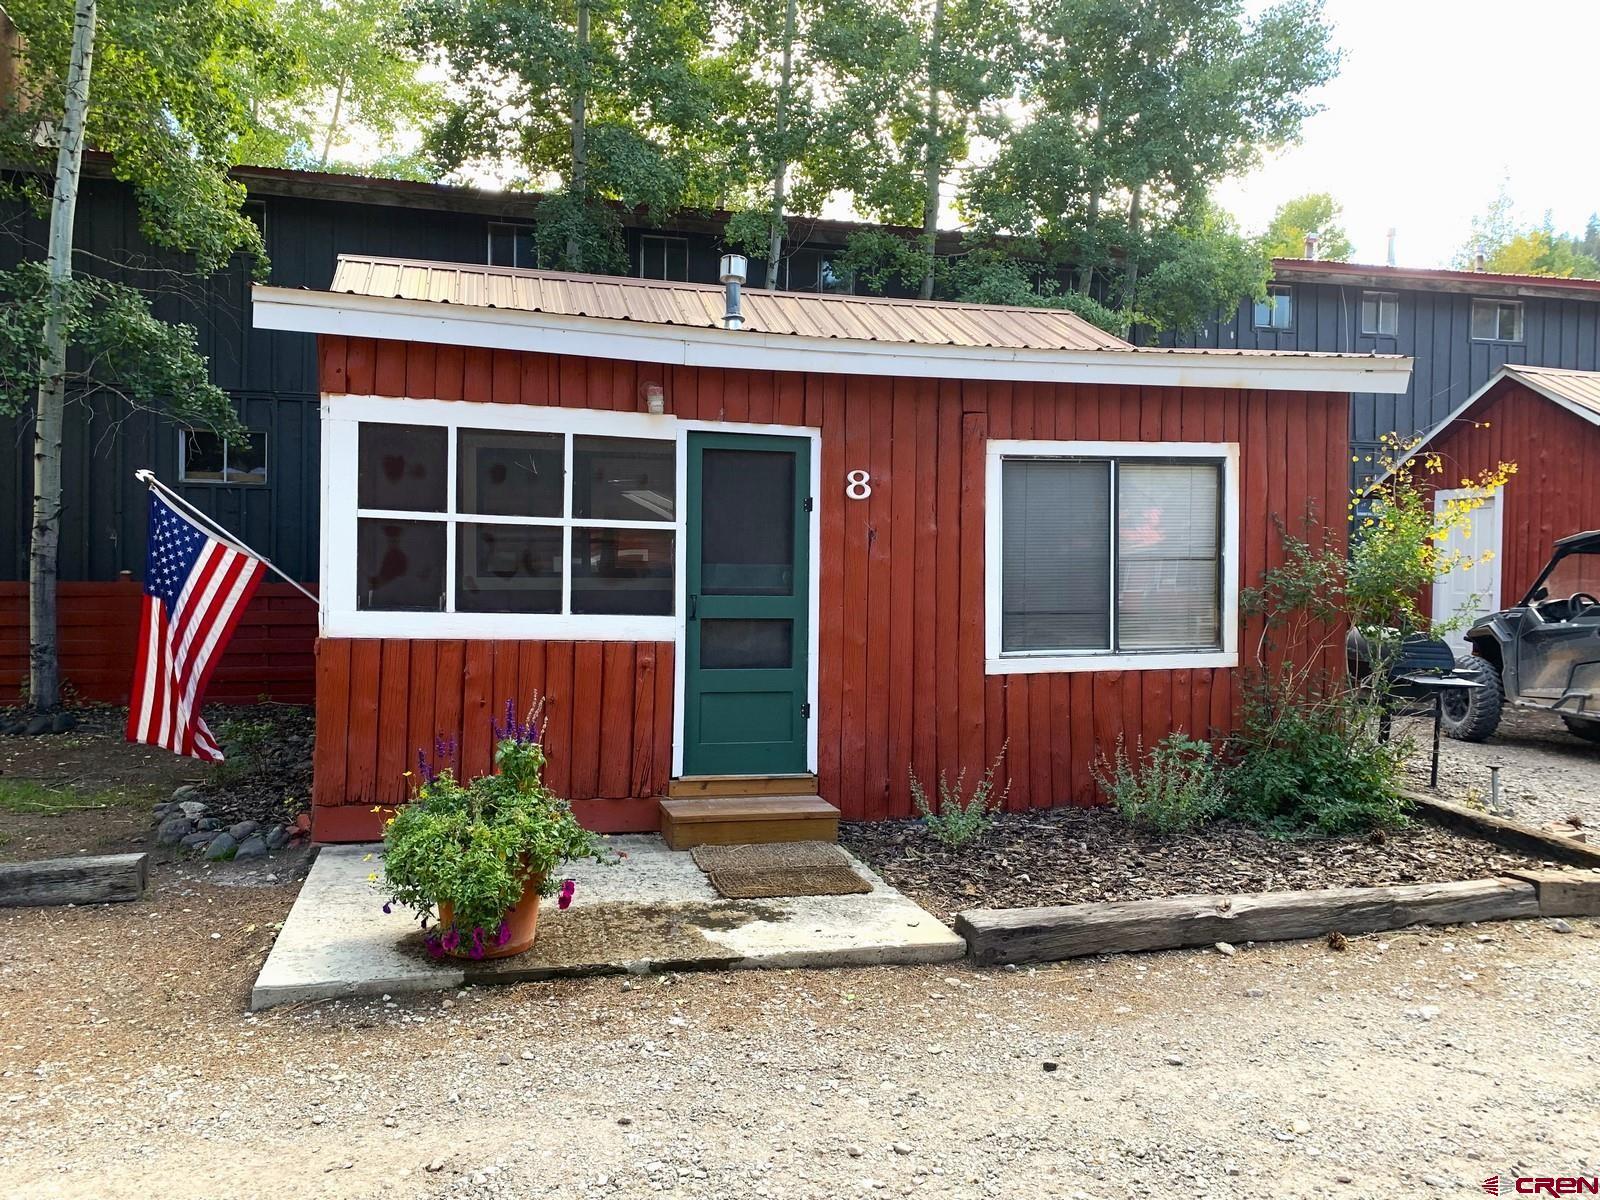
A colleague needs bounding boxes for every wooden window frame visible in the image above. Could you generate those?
[984,439,1240,674]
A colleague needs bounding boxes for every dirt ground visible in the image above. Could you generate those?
[2,853,1596,1200]
[843,808,1544,920]
[1402,705,1600,830]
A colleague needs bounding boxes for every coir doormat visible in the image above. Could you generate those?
[690,841,873,899]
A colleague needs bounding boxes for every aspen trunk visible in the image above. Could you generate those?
[765,0,798,287]
[31,0,96,712]
[566,0,590,270]
[918,0,944,301]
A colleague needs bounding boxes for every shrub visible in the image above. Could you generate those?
[1092,732,1225,834]
[910,746,1011,849]
[1224,682,1411,836]
[381,699,606,957]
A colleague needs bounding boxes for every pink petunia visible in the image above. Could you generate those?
[558,879,576,911]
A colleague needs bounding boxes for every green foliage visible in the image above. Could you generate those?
[236,0,443,178]
[961,0,1335,331]
[1454,183,1600,278]
[0,778,146,814]
[1258,192,1354,262]
[209,716,276,787]
[2,0,275,276]
[1224,682,1411,836]
[0,263,243,436]
[909,745,1010,849]
[1092,733,1225,834]
[381,704,606,944]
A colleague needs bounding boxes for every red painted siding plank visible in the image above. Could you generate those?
[345,641,382,806]
[313,639,351,807]
[599,643,634,798]
[570,642,604,798]
[376,641,411,805]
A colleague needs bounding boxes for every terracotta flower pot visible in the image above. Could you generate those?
[436,871,544,959]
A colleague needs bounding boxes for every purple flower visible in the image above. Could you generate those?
[558,879,576,911]
[424,933,444,959]
[441,928,460,953]
[382,902,392,915]
[469,928,485,959]
[495,921,511,946]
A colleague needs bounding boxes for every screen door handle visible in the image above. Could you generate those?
[688,594,698,620]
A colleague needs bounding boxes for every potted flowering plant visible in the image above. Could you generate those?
[381,699,603,959]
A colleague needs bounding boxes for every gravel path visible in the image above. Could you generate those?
[1403,705,1600,830]
[2,859,1597,1199]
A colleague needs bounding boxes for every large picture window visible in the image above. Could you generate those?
[986,441,1239,673]
[345,415,676,626]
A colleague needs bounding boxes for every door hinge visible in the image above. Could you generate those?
[801,701,812,719]
[803,495,814,513]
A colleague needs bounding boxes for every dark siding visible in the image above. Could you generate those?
[1164,281,1600,487]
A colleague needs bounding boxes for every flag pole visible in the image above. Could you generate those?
[133,469,319,606]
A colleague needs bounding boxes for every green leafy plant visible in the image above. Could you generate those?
[1092,732,1225,834]
[1224,680,1411,836]
[380,698,606,958]
[209,716,275,786]
[909,745,1010,849]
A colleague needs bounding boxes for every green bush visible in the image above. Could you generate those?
[1092,732,1225,834]
[910,746,1011,849]
[1224,683,1411,836]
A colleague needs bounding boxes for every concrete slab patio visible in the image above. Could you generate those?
[250,835,965,1009]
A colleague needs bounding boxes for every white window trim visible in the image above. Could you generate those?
[320,394,822,777]
[1360,290,1399,337]
[639,234,690,281]
[1470,298,1525,343]
[1254,285,1293,331]
[487,221,539,269]
[179,428,269,486]
[984,439,1240,674]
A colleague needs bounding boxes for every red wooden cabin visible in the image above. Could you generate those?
[1402,365,1600,638]
[254,257,1411,842]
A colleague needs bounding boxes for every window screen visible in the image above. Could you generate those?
[1360,292,1398,336]
[1001,460,1111,652]
[1253,286,1293,330]
[1116,464,1221,650]
[1000,456,1224,657]
[1471,299,1523,342]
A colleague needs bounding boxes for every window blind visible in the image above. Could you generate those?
[1001,460,1111,652]
[1116,463,1221,650]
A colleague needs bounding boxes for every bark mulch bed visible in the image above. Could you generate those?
[840,806,1549,921]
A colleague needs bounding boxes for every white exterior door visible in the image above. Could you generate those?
[1432,489,1502,652]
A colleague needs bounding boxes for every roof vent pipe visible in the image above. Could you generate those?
[719,253,748,330]
[1386,228,1397,267]
[1303,231,1319,260]
[1474,243,1487,273]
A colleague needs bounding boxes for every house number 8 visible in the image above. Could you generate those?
[845,470,872,500]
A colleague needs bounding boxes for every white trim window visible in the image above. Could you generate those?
[325,399,680,639]
[639,235,689,281]
[1471,298,1524,342]
[180,429,268,485]
[1360,290,1399,337]
[1253,284,1293,331]
[487,222,541,269]
[985,440,1240,674]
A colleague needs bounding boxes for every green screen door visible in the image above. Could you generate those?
[683,432,811,776]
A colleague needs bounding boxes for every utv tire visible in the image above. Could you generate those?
[1560,714,1600,744]
[1439,655,1502,742]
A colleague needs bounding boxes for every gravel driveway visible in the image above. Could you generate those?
[2,861,1596,1199]
[1403,704,1600,830]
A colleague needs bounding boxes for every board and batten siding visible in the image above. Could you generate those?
[1417,380,1600,611]
[312,335,1350,839]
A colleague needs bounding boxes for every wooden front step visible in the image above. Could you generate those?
[666,774,819,799]
[658,794,839,851]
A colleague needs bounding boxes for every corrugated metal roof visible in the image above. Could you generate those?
[1504,364,1600,419]
[330,255,1133,353]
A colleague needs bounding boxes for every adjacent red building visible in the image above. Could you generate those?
[254,256,1412,841]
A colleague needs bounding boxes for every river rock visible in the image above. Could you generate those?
[235,835,268,859]
[156,816,193,846]
[229,820,259,841]
[204,833,238,860]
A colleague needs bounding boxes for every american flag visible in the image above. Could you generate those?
[126,491,265,762]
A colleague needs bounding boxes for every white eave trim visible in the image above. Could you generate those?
[252,286,1415,395]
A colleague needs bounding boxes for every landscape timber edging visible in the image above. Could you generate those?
[0,853,149,908]
[1405,789,1600,869]
[954,877,1540,966]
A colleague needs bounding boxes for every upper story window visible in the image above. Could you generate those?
[783,249,854,294]
[1360,291,1399,337]
[1471,298,1524,342]
[1253,285,1293,331]
[180,430,267,486]
[986,440,1239,674]
[488,222,541,269]
[640,235,689,282]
